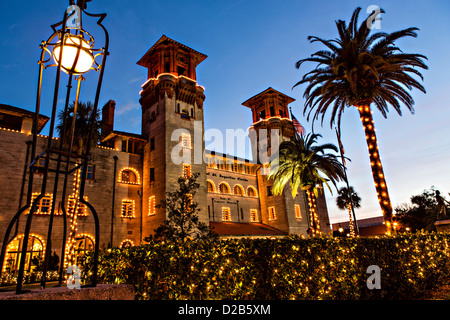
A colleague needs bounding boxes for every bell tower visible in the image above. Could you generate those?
[242,87,296,166]
[137,35,208,236]
[242,88,311,235]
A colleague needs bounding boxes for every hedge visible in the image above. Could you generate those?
[81,232,450,300]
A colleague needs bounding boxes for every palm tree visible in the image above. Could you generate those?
[336,186,361,236]
[56,101,102,155]
[268,133,345,235]
[293,7,427,231]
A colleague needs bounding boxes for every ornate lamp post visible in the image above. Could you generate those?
[0,0,109,293]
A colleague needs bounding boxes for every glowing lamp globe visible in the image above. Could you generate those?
[53,34,94,74]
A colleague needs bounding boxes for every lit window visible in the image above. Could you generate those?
[295,204,302,219]
[181,132,192,149]
[121,199,135,218]
[247,186,257,197]
[4,234,45,272]
[233,185,244,196]
[118,167,141,184]
[28,193,54,215]
[67,194,88,217]
[222,207,231,221]
[207,180,215,193]
[149,196,156,216]
[121,170,137,184]
[74,234,94,266]
[218,182,230,194]
[182,164,191,178]
[268,206,276,221]
[250,209,258,222]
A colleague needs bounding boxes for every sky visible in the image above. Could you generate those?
[1,0,450,225]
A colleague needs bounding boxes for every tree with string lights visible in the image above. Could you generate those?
[293,7,427,233]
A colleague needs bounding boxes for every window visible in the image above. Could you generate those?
[121,199,135,218]
[121,170,137,184]
[295,204,302,219]
[118,168,140,185]
[270,106,275,117]
[149,196,156,216]
[181,132,191,149]
[233,185,244,196]
[34,158,46,174]
[82,164,95,180]
[4,234,44,272]
[267,186,273,196]
[207,180,215,193]
[67,194,88,217]
[150,137,155,151]
[247,186,257,197]
[222,207,231,221]
[190,108,194,118]
[258,110,266,120]
[28,193,54,215]
[279,109,284,118]
[182,164,191,178]
[177,65,186,76]
[176,103,181,113]
[74,234,94,265]
[181,109,189,119]
[120,240,134,249]
[268,206,277,221]
[150,168,155,181]
[218,182,230,194]
[250,209,258,222]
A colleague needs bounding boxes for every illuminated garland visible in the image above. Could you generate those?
[306,190,321,236]
[64,162,82,268]
[357,105,393,232]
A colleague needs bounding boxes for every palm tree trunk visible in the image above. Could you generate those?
[347,203,355,237]
[357,103,393,232]
[306,189,320,236]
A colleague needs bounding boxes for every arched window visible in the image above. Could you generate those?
[3,234,45,273]
[233,185,244,196]
[247,186,258,197]
[119,240,135,249]
[207,180,215,193]
[74,234,94,266]
[118,167,140,185]
[218,182,230,194]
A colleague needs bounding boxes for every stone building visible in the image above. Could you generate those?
[0,35,330,273]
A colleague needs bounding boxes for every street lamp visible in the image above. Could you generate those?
[53,32,95,74]
[0,0,109,294]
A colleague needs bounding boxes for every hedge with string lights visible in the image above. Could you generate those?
[81,232,450,300]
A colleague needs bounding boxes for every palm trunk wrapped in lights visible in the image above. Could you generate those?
[347,204,356,237]
[306,189,321,235]
[357,103,393,230]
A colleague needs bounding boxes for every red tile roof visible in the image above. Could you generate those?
[210,222,287,237]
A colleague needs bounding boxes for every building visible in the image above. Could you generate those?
[332,216,387,237]
[0,35,331,272]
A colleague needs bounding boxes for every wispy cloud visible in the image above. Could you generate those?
[116,101,140,116]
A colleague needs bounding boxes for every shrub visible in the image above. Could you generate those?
[81,232,450,300]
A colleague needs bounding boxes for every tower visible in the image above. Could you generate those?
[137,35,208,236]
[242,88,311,235]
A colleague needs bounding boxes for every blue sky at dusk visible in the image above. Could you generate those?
[1,0,450,224]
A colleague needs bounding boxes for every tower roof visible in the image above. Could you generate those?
[137,35,207,68]
[242,87,295,108]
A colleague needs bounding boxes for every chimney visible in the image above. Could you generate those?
[101,100,115,137]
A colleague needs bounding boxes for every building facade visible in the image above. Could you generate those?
[0,35,331,273]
